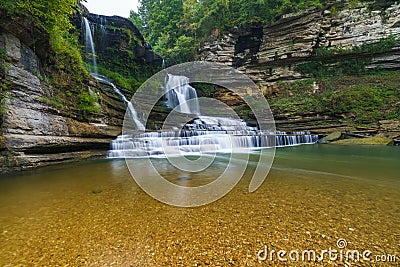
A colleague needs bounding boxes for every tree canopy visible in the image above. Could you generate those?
[130,0,325,63]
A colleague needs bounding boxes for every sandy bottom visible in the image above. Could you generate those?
[0,147,399,266]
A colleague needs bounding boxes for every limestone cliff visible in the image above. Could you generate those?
[0,9,159,172]
[198,1,400,135]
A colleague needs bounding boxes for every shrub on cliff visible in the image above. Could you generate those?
[1,0,88,83]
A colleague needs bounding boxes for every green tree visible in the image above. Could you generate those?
[133,0,326,63]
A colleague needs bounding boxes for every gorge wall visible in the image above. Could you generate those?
[0,8,160,172]
[198,1,400,135]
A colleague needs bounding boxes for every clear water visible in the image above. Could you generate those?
[0,145,398,265]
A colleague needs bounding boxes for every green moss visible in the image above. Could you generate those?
[103,25,143,46]
[332,136,392,145]
[191,82,216,97]
[269,71,400,126]
[93,62,158,94]
[0,50,11,120]
[2,2,97,121]
[78,90,101,116]
[0,90,9,118]
[0,48,6,60]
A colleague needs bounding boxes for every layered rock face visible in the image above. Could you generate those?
[0,10,159,172]
[0,30,125,172]
[198,1,400,133]
[200,2,400,83]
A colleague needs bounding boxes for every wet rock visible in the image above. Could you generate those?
[319,131,342,143]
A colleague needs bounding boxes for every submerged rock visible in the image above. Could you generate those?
[91,189,103,194]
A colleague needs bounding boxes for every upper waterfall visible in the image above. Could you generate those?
[82,17,145,131]
[83,17,98,75]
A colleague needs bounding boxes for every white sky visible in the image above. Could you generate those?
[82,0,139,18]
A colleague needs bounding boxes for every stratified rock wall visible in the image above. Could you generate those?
[0,30,124,172]
[198,1,400,132]
[0,8,161,172]
[199,2,400,90]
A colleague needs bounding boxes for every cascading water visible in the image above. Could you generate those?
[82,17,145,131]
[165,74,200,115]
[83,17,98,75]
[109,118,318,158]
[93,75,145,131]
[108,74,319,158]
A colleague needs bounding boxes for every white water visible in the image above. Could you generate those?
[108,117,318,158]
[83,17,98,75]
[94,75,145,131]
[165,74,200,115]
[108,74,318,158]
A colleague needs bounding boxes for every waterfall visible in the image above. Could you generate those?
[83,17,98,75]
[108,116,318,158]
[81,18,145,131]
[94,75,145,131]
[165,74,200,115]
[108,73,319,158]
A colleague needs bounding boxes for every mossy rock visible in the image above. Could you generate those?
[0,135,6,150]
[319,131,342,143]
[331,136,393,145]
[66,118,101,137]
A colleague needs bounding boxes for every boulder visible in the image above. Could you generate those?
[319,131,342,143]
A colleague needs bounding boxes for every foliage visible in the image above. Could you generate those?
[191,82,216,97]
[0,84,10,118]
[0,48,10,120]
[268,71,400,125]
[0,49,6,61]
[295,58,372,77]
[296,35,399,77]
[1,0,94,116]
[131,0,325,63]
[14,0,87,74]
[315,34,399,57]
[78,90,101,115]
[40,95,64,110]
[96,65,135,91]
[352,34,399,54]
[96,48,158,93]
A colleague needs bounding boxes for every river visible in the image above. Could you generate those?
[0,145,399,265]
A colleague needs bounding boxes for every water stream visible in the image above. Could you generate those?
[0,145,398,265]
[93,74,145,131]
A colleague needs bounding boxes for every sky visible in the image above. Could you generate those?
[82,0,139,18]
